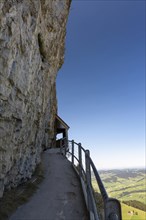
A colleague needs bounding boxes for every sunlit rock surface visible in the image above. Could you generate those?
[0,0,71,198]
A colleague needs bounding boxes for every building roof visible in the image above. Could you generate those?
[56,114,70,130]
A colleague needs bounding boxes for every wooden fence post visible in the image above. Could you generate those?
[78,143,82,177]
[85,150,92,211]
[85,150,91,184]
[72,140,74,165]
[60,139,63,154]
[65,138,67,156]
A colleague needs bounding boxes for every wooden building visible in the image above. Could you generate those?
[55,115,70,148]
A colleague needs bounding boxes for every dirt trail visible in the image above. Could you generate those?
[9,148,89,220]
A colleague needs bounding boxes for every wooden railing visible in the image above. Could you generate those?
[60,139,122,220]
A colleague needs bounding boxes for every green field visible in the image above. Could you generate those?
[121,203,146,220]
[98,169,146,204]
[91,168,146,219]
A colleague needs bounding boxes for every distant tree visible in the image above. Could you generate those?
[123,200,146,212]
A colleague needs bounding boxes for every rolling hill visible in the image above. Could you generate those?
[98,169,146,205]
[92,168,146,219]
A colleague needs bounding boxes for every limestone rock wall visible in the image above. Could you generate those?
[0,0,71,197]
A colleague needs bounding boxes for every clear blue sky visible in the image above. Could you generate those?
[57,0,145,169]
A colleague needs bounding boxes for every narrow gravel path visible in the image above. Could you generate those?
[9,149,89,220]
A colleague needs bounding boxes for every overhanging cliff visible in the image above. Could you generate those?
[0,0,71,198]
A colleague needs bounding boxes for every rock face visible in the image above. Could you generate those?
[0,0,71,198]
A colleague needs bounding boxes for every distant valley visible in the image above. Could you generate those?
[99,168,146,205]
[92,168,146,219]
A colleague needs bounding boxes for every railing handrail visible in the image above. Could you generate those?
[68,140,86,152]
[60,139,122,220]
[89,156,108,200]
